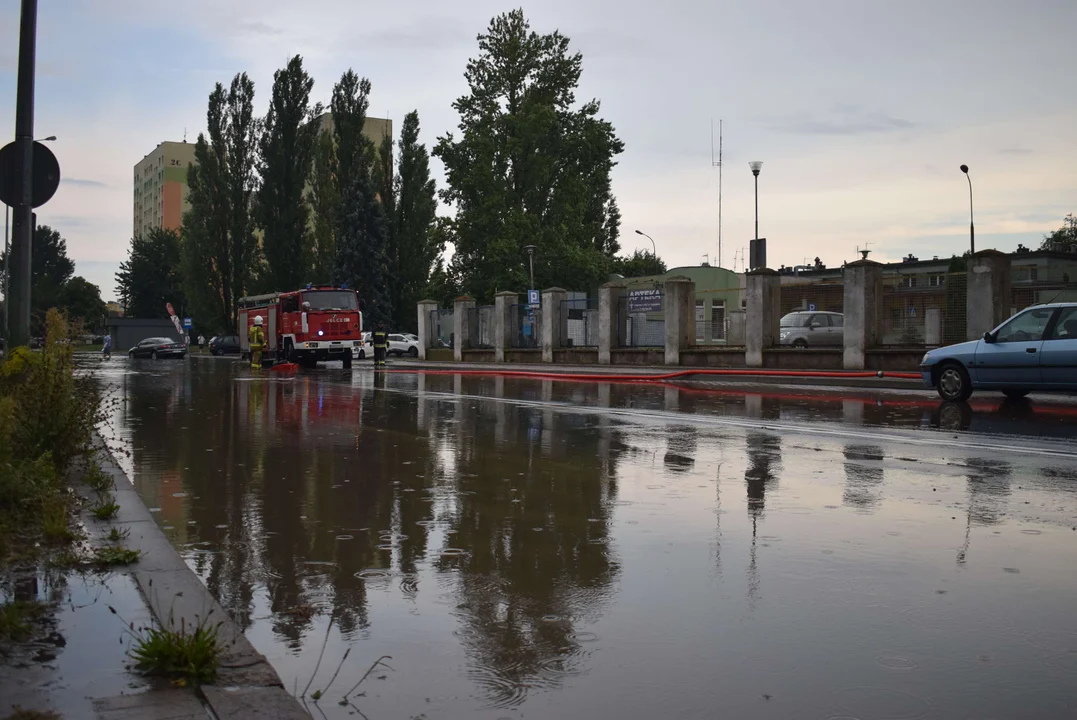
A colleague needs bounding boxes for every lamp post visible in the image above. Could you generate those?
[523,244,537,291]
[634,229,656,257]
[749,161,763,242]
[3,136,53,339]
[960,164,974,255]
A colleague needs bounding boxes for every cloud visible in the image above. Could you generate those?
[63,178,108,188]
[997,146,1033,155]
[767,107,917,136]
[237,21,282,37]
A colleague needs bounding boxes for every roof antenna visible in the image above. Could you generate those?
[183,127,187,143]
[711,119,723,268]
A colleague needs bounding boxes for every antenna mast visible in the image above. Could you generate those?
[711,120,723,268]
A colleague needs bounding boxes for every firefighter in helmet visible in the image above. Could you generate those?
[249,315,266,368]
[372,322,388,368]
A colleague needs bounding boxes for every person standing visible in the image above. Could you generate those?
[372,322,388,369]
[198,334,206,353]
[102,333,112,360]
[248,316,265,369]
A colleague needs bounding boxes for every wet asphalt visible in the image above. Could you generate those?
[93,356,1077,719]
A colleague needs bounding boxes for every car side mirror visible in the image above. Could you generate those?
[810,322,822,330]
[983,331,995,344]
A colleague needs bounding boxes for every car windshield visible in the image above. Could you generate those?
[148,337,172,344]
[780,313,811,328]
[302,290,358,311]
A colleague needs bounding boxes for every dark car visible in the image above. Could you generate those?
[128,337,187,359]
[209,335,241,356]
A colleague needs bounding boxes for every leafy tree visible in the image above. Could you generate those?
[612,250,666,278]
[1041,213,1077,251]
[331,70,374,206]
[434,10,624,302]
[181,73,260,332]
[309,129,340,284]
[1,224,75,335]
[334,170,391,328]
[380,111,441,332]
[257,55,321,291]
[423,255,460,309]
[58,276,106,331]
[116,228,186,319]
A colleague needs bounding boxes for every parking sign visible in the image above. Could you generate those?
[808,303,816,312]
[528,289,540,306]
[183,317,193,329]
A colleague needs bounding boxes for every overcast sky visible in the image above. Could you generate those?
[2,0,1075,301]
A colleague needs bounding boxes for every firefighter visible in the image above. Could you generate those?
[249,315,266,369]
[372,322,388,368]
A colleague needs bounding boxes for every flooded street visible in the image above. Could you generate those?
[97,358,1077,719]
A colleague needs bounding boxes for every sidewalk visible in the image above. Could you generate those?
[390,359,926,391]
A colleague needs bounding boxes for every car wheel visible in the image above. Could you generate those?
[792,339,808,348]
[342,354,353,369]
[1003,389,1029,400]
[409,346,418,358]
[128,351,135,359]
[151,350,158,360]
[358,349,366,359]
[936,362,972,402]
[284,340,296,363]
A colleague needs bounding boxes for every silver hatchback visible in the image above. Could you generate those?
[779,311,844,347]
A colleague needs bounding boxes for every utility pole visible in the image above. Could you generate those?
[960,165,975,255]
[523,245,537,290]
[8,0,38,347]
[711,119,723,268]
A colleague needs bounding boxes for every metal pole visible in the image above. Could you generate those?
[9,0,38,348]
[528,251,535,290]
[754,174,759,241]
[3,205,9,338]
[966,174,975,255]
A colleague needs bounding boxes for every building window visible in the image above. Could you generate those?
[1030,267,1038,281]
[903,276,918,288]
[928,274,945,287]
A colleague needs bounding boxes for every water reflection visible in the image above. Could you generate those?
[842,445,885,513]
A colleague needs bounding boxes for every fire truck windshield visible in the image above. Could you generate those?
[301,290,358,311]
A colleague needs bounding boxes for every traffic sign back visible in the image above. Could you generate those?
[0,141,61,207]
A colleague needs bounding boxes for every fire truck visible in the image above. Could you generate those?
[238,285,363,368]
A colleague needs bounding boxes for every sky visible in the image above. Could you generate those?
[1,0,1075,302]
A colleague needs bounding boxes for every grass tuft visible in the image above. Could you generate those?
[129,610,223,685]
[91,500,121,521]
[2,707,62,720]
[92,545,141,566]
[0,600,47,643]
[106,526,130,543]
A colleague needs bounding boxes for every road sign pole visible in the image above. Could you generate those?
[8,0,37,347]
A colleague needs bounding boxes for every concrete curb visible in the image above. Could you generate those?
[88,433,308,719]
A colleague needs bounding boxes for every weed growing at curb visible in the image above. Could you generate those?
[2,707,62,720]
[91,500,121,521]
[112,605,223,685]
[0,600,47,643]
[83,461,114,496]
[93,546,141,567]
[107,526,130,542]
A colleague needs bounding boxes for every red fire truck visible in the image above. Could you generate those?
[238,285,363,368]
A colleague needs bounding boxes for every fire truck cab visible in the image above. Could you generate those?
[238,286,363,368]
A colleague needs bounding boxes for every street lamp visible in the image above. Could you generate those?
[523,244,537,291]
[3,136,55,337]
[749,161,763,242]
[634,229,656,256]
[960,164,974,255]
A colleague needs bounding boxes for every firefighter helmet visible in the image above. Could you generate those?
[254,315,264,326]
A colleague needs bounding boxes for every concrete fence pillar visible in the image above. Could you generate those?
[727,309,746,346]
[453,296,475,361]
[842,260,882,370]
[540,287,567,363]
[598,281,625,364]
[663,276,695,365]
[967,250,1012,340]
[493,291,516,363]
[745,269,781,368]
[416,299,438,360]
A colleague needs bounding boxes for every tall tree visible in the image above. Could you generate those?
[334,170,391,328]
[257,56,321,291]
[181,74,260,332]
[1041,213,1077,252]
[434,10,624,302]
[1,225,75,335]
[612,250,666,278]
[309,129,339,284]
[116,228,185,319]
[388,112,440,331]
[331,70,374,204]
[58,277,106,331]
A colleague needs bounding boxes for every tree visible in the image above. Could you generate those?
[331,70,374,203]
[434,10,624,302]
[116,228,186,319]
[58,277,106,331]
[1041,213,1077,252]
[181,73,260,332]
[1,224,75,335]
[310,129,340,284]
[380,111,441,333]
[257,55,321,291]
[612,250,666,278]
[334,170,391,328]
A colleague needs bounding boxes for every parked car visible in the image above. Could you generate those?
[209,335,241,355]
[779,311,844,347]
[128,337,187,359]
[356,332,371,359]
[387,333,419,357]
[920,303,1077,401]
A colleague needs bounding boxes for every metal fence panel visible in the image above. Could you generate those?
[880,272,965,346]
[467,305,496,349]
[509,304,540,349]
[617,293,665,347]
[429,308,454,348]
[561,297,599,347]
[694,288,745,345]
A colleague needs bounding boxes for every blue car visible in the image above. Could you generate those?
[921,303,1077,401]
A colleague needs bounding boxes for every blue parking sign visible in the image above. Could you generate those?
[808,303,816,312]
[183,317,192,329]
[528,289,540,306]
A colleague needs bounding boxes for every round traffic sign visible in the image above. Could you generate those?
[0,140,62,208]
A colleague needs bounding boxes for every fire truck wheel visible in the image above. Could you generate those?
[284,340,296,363]
[342,354,353,370]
